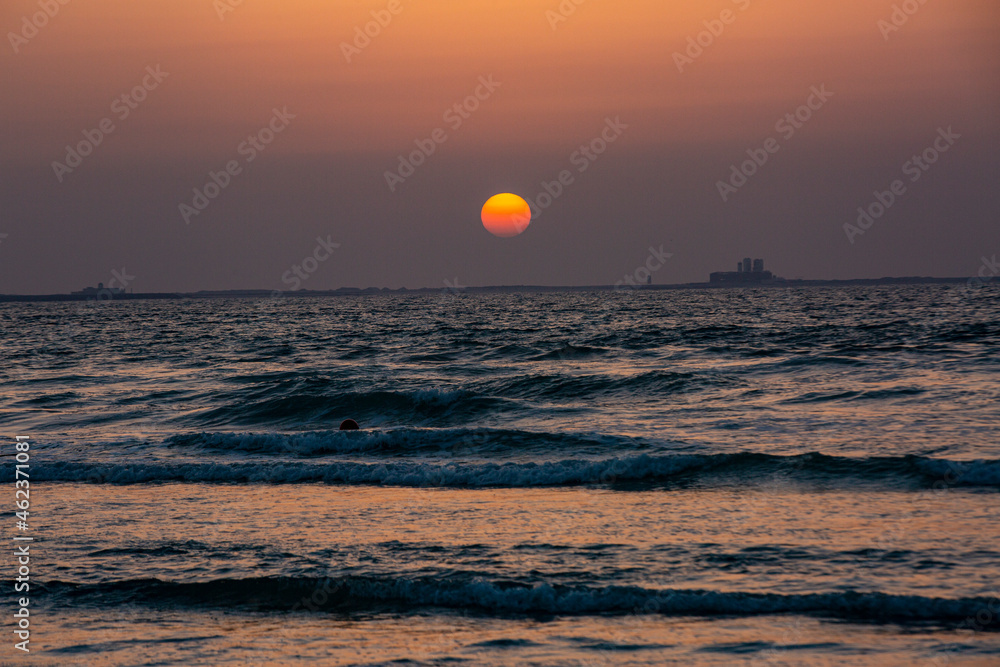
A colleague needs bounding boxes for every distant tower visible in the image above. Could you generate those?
[753,259,764,273]
[647,274,652,285]
[737,261,743,273]
[742,257,752,273]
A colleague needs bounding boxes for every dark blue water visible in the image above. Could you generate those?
[2,285,999,665]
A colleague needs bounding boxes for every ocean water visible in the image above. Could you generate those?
[2,284,999,665]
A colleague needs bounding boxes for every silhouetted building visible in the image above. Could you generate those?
[711,258,774,284]
[72,282,126,297]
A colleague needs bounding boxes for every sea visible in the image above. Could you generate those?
[2,284,999,666]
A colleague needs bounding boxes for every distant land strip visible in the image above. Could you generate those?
[0,277,974,302]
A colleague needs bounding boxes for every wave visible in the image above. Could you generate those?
[173,367,742,427]
[528,343,610,360]
[165,428,646,456]
[180,368,743,426]
[473,370,737,400]
[31,452,1000,488]
[782,386,926,404]
[182,387,505,427]
[41,575,1000,627]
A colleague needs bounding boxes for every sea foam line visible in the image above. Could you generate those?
[30,453,1000,488]
[41,575,1000,627]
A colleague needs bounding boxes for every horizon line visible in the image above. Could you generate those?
[0,276,977,302]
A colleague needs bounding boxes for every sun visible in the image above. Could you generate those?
[481,193,531,238]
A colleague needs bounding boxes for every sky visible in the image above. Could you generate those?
[1,0,998,293]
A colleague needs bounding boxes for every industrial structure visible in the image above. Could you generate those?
[710,258,774,284]
[71,282,126,297]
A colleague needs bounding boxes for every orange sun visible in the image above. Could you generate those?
[481,193,531,238]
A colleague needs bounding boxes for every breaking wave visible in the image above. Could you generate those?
[32,452,1000,488]
[42,575,1000,627]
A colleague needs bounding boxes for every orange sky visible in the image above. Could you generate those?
[1,0,998,291]
[3,0,997,159]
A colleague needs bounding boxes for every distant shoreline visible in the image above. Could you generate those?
[0,277,973,302]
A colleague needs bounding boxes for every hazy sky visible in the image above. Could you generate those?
[1,0,998,293]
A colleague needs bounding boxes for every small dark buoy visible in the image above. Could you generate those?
[339,419,359,430]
